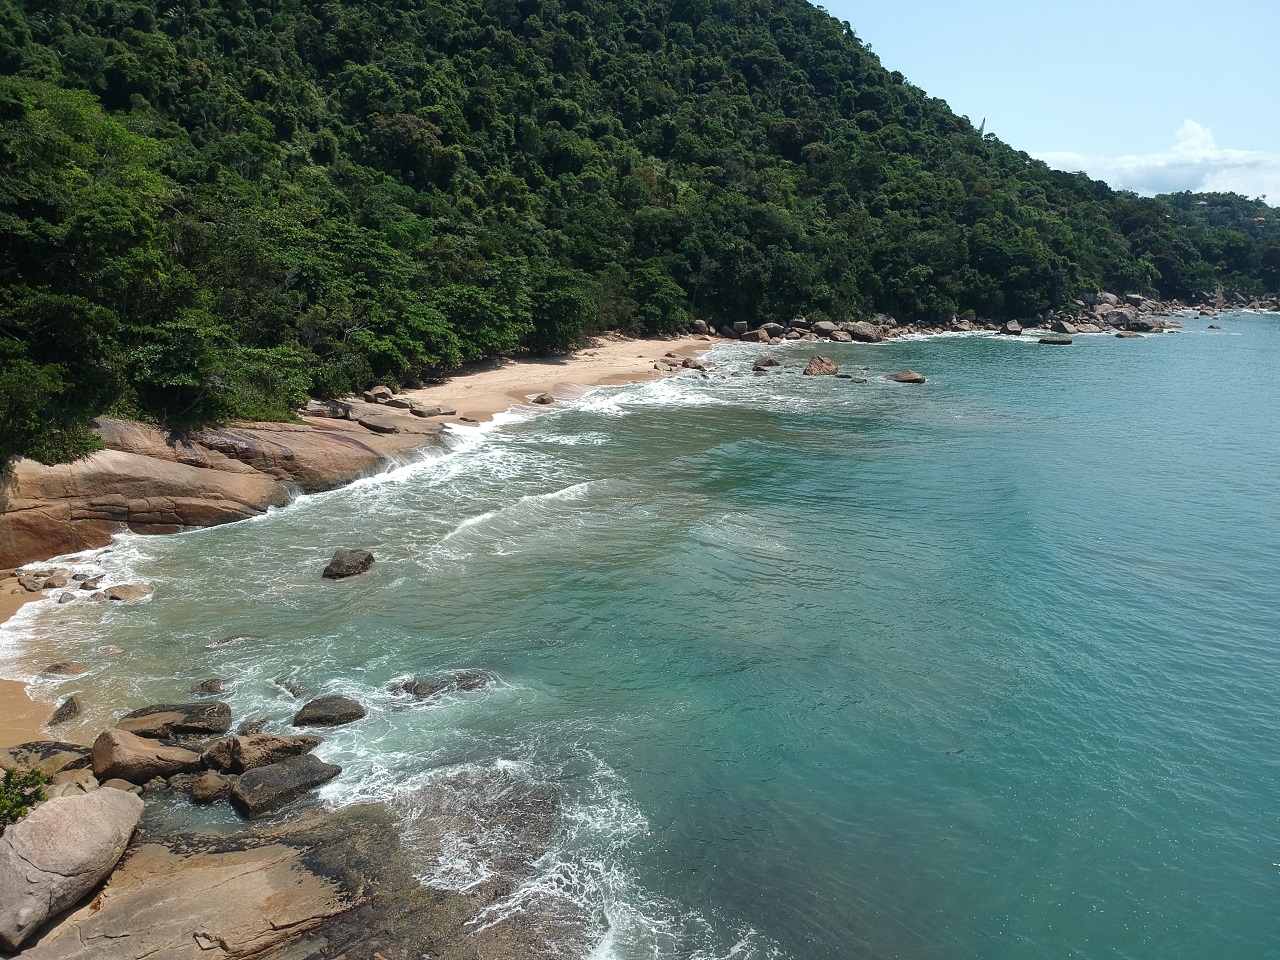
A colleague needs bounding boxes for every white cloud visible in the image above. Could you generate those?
[1034,120,1280,201]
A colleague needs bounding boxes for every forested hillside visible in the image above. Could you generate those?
[2,0,1277,462]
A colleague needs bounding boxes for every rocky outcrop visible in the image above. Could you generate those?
[393,669,494,700]
[803,356,840,376]
[888,370,927,383]
[201,734,324,774]
[1039,336,1073,345]
[230,754,342,817]
[0,741,91,777]
[1,414,446,568]
[91,729,200,784]
[293,695,367,727]
[115,701,233,739]
[322,548,375,579]
[0,789,144,951]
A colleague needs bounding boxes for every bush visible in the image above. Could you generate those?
[0,767,48,834]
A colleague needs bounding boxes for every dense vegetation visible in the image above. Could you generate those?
[0,767,46,833]
[1,0,1277,463]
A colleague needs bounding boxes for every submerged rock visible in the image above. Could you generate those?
[0,790,144,952]
[393,669,494,700]
[322,548,374,580]
[293,694,367,727]
[48,695,81,725]
[190,677,224,695]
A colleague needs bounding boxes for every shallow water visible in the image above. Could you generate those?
[5,315,1279,959]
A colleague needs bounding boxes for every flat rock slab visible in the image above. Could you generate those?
[888,369,927,383]
[0,789,144,951]
[230,753,342,817]
[201,734,325,774]
[1039,336,1073,345]
[0,741,92,776]
[92,729,200,784]
[322,548,374,579]
[115,701,232,739]
[105,583,153,602]
[293,694,367,727]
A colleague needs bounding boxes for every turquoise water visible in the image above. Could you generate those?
[5,315,1280,958]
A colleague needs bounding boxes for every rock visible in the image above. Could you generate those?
[888,370,927,384]
[304,399,353,420]
[1051,319,1079,335]
[690,318,709,334]
[739,328,770,343]
[0,789,144,951]
[115,701,232,739]
[1105,308,1136,326]
[1126,316,1164,333]
[275,676,309,698]
[57,591,76,603]
[43,768,98,800]
[0,741,92,777]
[759,322,786,339]
[190,770,234,804]
[999,320,1023,336]
[17,577,42,592]
[393,669,493,700]
[529,392,554,405]
[356,414,401,434]
[105,583,152,602]
[1208,324,1221,329]
[99,779,141,794]
[49,695,81,725]
[86,592,105,602]
[1098,292,1121,306]
[845,320,882,343]
[322,547,374,579]
[44,661,86,676]
[681,357,706,371]
[752,357,781,371]
[384,396,414,409]
[238,718,268,735]
[190,677,224,695]
[229,754,342,818]
[812,320,840,337]
[853,378,867,384]
[201,734,325,774]
[717,324,739,339]
[1124,293,1145,307]
[42,573,70,589]
[1039,336,1073,345]
[828,329,853,343]
[91,729,200,784]
[1116,331,1143,339]
[732,321,748,335]
[293,695,366,728]
[361,385,394,403]
[802,356,840,376]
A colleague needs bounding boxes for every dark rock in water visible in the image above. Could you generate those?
[1039,336,1073,345]
[116,701,232,739]
[190,770,233,804]
[230,753,342,817]
[202,734,325,774]
[752,356,781,371]
[238,717,269,736]
[49,695,81,725]
[323,548,374,580]
[835,373,853,379]
[44,660,86,676]
[190,677,224,695]
[393,669,494,701]
[803,355,840,376]
[888,369,926,383]
[92,729,199,784]
[1208,324,1221,329]
[1116,331,1143,338]
[0,788,144,952]
[293,694,367,727]
[999,320,1023,336]
[530,392,554,405]
[275,676,310,699]
[853,377,868,384]
[0,740,92,776]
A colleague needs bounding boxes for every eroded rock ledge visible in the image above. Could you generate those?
[0,409,446,568]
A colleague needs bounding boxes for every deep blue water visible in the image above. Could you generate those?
[6,315,1279,959]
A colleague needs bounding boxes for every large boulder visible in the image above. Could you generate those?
[888,370,927,384]
[104,583,153,602]
[998,320,1023,336]
[322,548,374,579]
[845,320,882,343]
[229,754,342,818]
[811,320,840,337]
[0,741,91,777]
[293,695,367,728]
[802,356,840,376]
[201,734,325,774]
[1051,319,1079,335]
[0,790,144,951]
[115,701,232,739]
[91,729,200,784]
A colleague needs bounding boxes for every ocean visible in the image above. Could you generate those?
[4,314,1279,959]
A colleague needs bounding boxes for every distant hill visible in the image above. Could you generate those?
[2,0,1278,462]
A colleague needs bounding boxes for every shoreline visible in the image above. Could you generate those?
[0,332,715,748]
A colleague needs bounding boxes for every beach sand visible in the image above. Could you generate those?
[0,332,717,749]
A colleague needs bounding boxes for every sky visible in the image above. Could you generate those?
[816,0,1280,201]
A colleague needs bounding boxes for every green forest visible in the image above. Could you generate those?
[2,0,1278,464]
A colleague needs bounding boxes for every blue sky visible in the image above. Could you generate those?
[817,0,1280,200]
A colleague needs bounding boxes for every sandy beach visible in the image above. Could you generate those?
[0,332,716,751]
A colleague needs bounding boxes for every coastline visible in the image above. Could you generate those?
[0,332,715,749]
